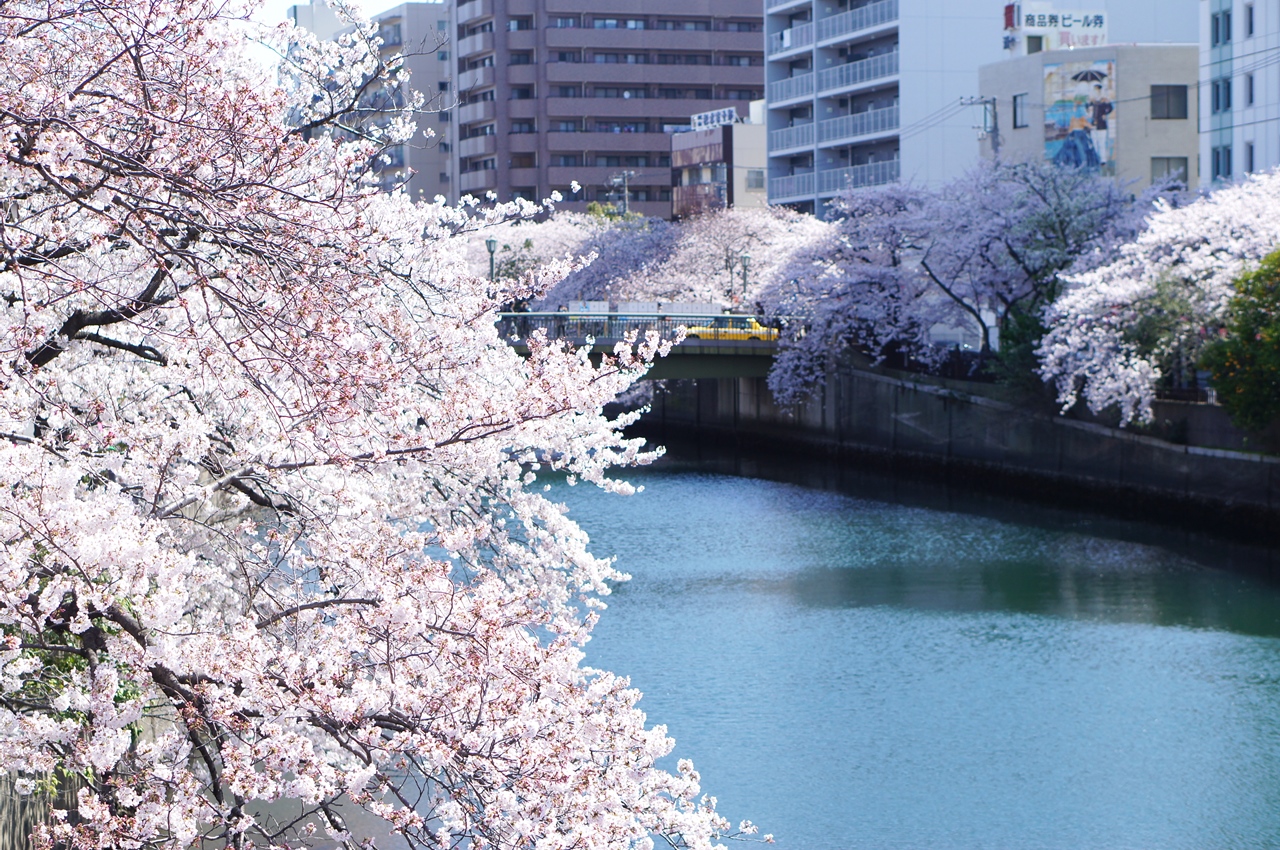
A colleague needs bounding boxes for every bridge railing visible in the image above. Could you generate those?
[497,312,777,344]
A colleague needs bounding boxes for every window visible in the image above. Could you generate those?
[596,121,647,133]
[555,51,581,62]
[725,90,760,100]
[555,85,580,97]
[746,169,765,190]
[550,16,578,28]
[1247,141,1256,172]
[466,90,495,103]
[508,17,533,31]
[1212,10,1232,45]
[593,18,645,29]
[656,19,710,31]
[438,50,449,61]
[1246,3,1255,36]
[595,155,649,167]
[465,124,495,137]
[553,121,580,132]
[1012,93,1029,128]
[510,120,535,134]
[439,142,451,153]
[658,54,712,65]
[439,171,449,182]
[439,110,450,122]
[1152,156,1187,183]
[1247,73,1255,106]
[465,22,493,36]
[722,56,758,67]
[1212,145,1233,180]
[723,21,762,32]
[437,19,447,30]
[551,154,581,167]
[1212,78,1232,113]
[1026,35,1043,54]
[509,51,533,66]
[510,87,533,99]
[1151,85,1189,119]
[594,87,646,98]
[438,81,449,92]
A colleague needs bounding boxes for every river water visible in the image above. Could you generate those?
[555,454,1280,850]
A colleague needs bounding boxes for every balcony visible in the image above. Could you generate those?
[769,122,815,153]
[768,0,811,10]
[458,100,495,124]
[546,63,760,86]
[816,0,898,45]
[458,66,495,92]
[549,131,671,152]
[507,64,537,85]
[817,50,898,96]
[547,166,670,189]
[459,169,498,193]
[544,29,761,52]
[457,31,493,58]
[458,134,496,158]
[768,21,814,58]
[818,104,899,146]
[508,167,539,188]
[816,159,900,194]
[767,72,814,105]
[456,0,492,25]
[769,171,815,200]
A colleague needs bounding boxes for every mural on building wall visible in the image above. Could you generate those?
[1044,59,1116,172]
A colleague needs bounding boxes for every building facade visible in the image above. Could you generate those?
[451,0,764,219]
[980,43,1199,189]
[765,0,1012,214]
[289,0,455,202]
[1201,0,1280,185]
[671,103,769,218]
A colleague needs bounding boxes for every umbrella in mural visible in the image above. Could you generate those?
[1071,68,1109,82]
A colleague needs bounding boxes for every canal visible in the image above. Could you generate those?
[555,449,1280,850]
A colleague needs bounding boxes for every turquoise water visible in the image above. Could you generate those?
[556,465,1280,850]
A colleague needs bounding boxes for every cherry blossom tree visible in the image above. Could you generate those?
[0,1,745,848]
[1039,171,1280,425]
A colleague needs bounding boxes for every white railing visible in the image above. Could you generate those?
[817,0,898,43]
[768,21,814,57]
[768,0,809,9]
[767,72,815,104]
[818,104,899,144]
[770,122,816,152]
[769,172,816,199]
[817,50,899,95]
[816,159,900,194]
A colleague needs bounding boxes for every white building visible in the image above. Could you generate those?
[765,0,1012,214]
[1201,0,1280,184]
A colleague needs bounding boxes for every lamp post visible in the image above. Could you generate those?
[609,170,636,216]
[740,253,751,302]
[485,237,497,282]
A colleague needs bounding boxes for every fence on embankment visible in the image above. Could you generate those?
[639,366,1280,545]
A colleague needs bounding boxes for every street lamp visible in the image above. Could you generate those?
[740,253,751,301]
[485,236,497,282]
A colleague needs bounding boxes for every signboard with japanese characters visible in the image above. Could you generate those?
[1004,3,1108,51]
[691,107,739,131]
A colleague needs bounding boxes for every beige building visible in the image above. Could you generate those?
[289,0,456,202]
[671,102,769,218]
[451,0,764,219]
[979,43,1199,189]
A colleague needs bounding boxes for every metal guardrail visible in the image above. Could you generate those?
[768,21,814,56]
[819,104,899,145]
[770,122,816,152]
[769,171,815,200]
[817,50,899,96]
[767,72,815,105]
[816,0,898,43]
[816,159,900,194]
[497,312,779,345]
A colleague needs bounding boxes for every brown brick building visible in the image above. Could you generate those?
[453,0,764,218]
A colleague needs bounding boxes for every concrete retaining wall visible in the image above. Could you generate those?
[642,368,1280,542]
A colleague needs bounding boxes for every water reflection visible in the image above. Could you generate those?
[556,464,1280,850]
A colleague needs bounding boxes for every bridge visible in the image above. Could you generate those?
[496,312,779,380]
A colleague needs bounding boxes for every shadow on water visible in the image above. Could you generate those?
[643,431,1280,584]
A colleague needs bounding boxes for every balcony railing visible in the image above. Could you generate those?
[767,71,814,104]
[816,0,898,43]
[768,21,814,57]
[818,104,899,145]
[769,171,815,200]
[768,0,810,10]
[770,122,815,152]
[816,159,900,194]
[817,50,899,95]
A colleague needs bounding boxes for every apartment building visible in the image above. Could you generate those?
[765,0,1007,213]
[452,0,764,219]
[1202,0,1280,184]
[980,43,1199,189]
[289,0,455,202]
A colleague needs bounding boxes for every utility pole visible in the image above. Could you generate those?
[610,170,636,215]
[962,96,1000,158]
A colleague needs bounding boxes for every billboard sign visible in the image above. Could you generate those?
[1044,59,1116,172]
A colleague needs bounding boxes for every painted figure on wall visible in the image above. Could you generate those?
[1044,60,1117,172]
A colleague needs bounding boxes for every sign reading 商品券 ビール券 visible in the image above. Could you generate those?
[1006,3,1108,51]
